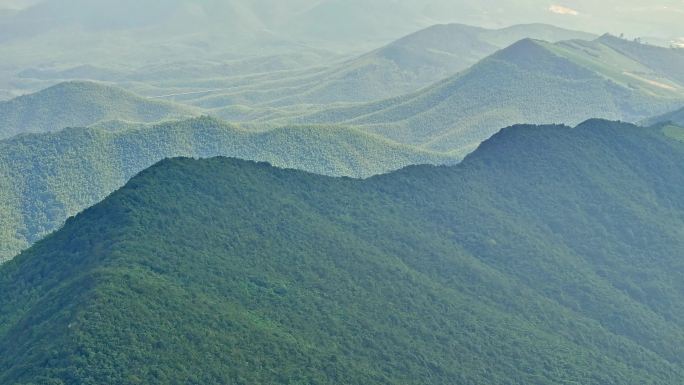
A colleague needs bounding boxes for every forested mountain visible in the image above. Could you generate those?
[0,116,456,262]
[294,37,684,152]
[2,120,684,384]
[0,81,195,139]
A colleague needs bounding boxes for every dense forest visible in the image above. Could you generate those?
[2,120,684,384]
[0,116,457,262]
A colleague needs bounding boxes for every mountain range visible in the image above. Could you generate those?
[158,23,595,109]
[292,35,684,151]
[0,116,456,262]
[2,2,684,383]
[7,23,681,155]
[2,119,684,384]
[10,23,594,110]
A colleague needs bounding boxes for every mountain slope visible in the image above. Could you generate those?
[644,106,684,126]
[0,116,456,262]
[1,120,684,384]
[597,34,684,85]
[294,38,684,151]
[176,23,595,110]
[0,81,196,139]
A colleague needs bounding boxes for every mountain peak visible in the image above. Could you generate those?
[492,38,550,59]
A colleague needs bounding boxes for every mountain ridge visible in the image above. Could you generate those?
[643,106,684,127]
[291,37,684,151]
[2,119,684,384]
[0,115,458,262]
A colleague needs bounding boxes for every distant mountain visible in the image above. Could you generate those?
[663,124,684,143]
[295,37,684,151]
[643,106,684,127]
[0,81,196,139]
[2,120,684,384]
[172,23,595,110]
[597,34,684,85]
[0,116,456,262]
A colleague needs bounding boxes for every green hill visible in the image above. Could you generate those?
[294,38,684,152]
[0,81,197,139]
[2,120,684,384]
[0,116,456,262]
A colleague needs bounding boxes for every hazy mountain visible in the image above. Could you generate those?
[643,106,684,127]
[0,1,680,75]
[187,23,595,110]
[2,120,684,383]
[13,23,590,113]
[295,37,684,151]
[0,81,196,139]
[597,34,684,85]
[0,116,456,262]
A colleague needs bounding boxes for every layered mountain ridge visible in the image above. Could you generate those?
[2,119,684,384]
[292,37,684,151]
[0,116,457,262]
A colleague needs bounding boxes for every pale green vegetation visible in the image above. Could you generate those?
[292,37,684,152]
[0,81,197,139]
[0,116,457,262]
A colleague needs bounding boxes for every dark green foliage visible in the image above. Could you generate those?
[294,38,684,152]
[0,81,196,139]
[0,116,456,262]
[2,120,684,384]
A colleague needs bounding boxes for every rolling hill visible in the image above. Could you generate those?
[0,81,196,139]
[294,37,684,152]
[0,116,457,262]
[2,120,684,384]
